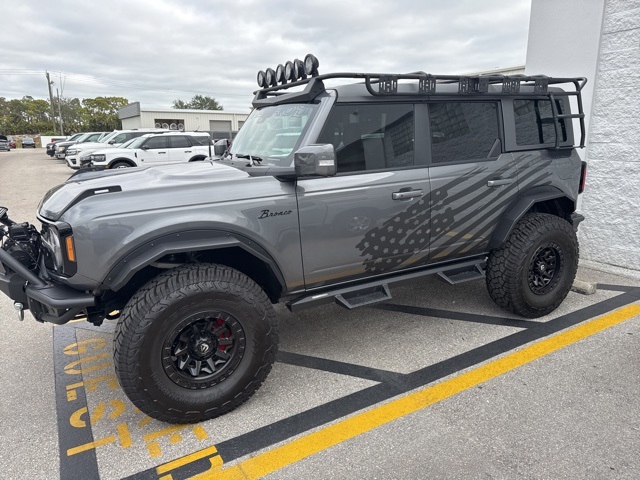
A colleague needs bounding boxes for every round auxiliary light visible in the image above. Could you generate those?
[304,54,319,76]
[275,64,286,84]
[293,59,306,80]
[265,68,277,87]
[257,70,267,88]
[284,61,295,81]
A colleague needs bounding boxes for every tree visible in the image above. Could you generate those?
[172,95,223,110]
[80,96,129,131]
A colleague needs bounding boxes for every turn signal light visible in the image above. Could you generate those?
[65,236,76,262]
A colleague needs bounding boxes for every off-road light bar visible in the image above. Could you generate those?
[256,54,319,88]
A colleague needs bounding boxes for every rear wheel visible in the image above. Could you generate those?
[486,213,578,318]
[113,263,278,423]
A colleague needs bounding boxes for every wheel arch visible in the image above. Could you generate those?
[188,155,206,162]
[101,230,286,304]
[108,158,136,168]
[488,186,576,251]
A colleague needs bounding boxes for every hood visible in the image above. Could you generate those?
[91,146,131,156]
[66,141,112,152]
[38,161,251,221]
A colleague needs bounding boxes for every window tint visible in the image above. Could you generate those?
[514,99,566,145]
[317,104,414,173]
[143,136,169,149]
[429,102,500,164]
[170,136,191,148]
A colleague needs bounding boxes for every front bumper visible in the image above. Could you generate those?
[66,155,81,169]
[0,249,95,324]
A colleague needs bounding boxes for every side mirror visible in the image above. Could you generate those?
[213,144,227,156]
[108,140,116,144]
[141,145,150,150]
[294,144,337,177]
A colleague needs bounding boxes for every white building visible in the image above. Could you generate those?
[118,102,248,135]
[527,0,639,278]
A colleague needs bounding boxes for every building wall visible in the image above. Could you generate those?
[579,0,640,273]
[527,0,640,276]
[118,105,248,132]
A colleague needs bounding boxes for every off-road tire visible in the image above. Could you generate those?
[486,213,578,318]
[113,263,278,423]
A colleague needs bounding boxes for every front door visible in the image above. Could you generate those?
[298,103,432,289]
[137,136,170,166]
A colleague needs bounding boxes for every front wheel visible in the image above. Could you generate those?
[111,161,131,169]
[113,263,278,423]
[486,213,578,318]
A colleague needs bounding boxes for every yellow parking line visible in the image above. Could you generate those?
[200,303,640,480]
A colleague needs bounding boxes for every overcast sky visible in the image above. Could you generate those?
[0,0,532,113]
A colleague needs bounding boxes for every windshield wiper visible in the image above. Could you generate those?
[235,154,263,166]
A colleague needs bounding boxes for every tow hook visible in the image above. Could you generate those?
[14,302,24,321]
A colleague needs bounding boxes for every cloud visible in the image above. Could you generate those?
[0,0,531,113]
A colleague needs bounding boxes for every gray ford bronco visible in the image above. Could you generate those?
[0,55,587,424]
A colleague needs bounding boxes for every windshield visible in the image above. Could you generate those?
[99,131,118,143]
[228,103,318,166]
[124,136,148,149]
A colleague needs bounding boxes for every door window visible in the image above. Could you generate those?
[170,136,191,148]
[317,104,414,173]
[143,136,169,149]
[429,102,500,164]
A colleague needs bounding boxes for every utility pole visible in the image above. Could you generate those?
[45,71,57,133]
[56,88,64,135]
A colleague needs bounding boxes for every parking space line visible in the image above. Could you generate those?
[277,351,406,383]
[201,303,640,479]
[55,285,640,479]
[375,303,543,328]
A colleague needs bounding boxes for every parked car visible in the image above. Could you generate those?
[7,136,15,149]
[54,132,107,159]
[65,128,168,168]
[21,137,36,148]
[0,55,587,424]
[0,135,9,152]
[82,132,212,169]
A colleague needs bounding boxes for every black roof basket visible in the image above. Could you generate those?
[253,72,587,149]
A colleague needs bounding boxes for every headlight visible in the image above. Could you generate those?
[41,223,77,276]
[66,149,78,155]
[91,154,106,162]
[58,146,67,152]
[41,225,63,272]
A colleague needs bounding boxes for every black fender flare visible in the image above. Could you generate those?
[488,186,576,251]
[102,229,286,292]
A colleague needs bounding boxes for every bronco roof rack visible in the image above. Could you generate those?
[252,54,587,149]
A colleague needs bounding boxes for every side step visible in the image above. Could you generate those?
[437,265,485,285]
[335,285,391,310]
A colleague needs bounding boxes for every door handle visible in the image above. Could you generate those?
[487,178,513,187]
[392,189,423,200]
[158,152,167,155]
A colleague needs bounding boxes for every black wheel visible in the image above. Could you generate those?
[113,263,278,423]
[486,213,578,318]
[111,161,131,169]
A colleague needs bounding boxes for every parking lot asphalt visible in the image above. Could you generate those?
[1,149,639,480]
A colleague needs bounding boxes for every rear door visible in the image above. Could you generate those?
[137,136,170,166]
[426,100,519,261]
[168,135,194,163]
[297,102,432,288]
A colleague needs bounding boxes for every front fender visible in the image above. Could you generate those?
[103,229,287,292]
